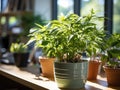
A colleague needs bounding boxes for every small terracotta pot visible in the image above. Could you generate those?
[103,66,120,86]
[39,57,55,80]
[87,60,101,80]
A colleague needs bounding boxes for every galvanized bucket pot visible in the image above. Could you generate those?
[54,60,88,89]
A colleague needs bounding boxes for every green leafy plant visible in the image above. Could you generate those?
[27,9,105,63]
[10,43,28,53]
[21,13,46,36]
[101,33,120,68]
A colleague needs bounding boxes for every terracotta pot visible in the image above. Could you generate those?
[87,60,101,80]
[103,66,120,86]
[39,58,55,80]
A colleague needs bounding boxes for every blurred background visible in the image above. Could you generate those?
[0,0,119,64]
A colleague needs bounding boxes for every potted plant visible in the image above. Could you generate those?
[10,43,29,67]
[86,31,105,80]
[38,56,55,80]
[87,56,101,80]
[101,33,120,86]
[28,9,105,89]
[27,27,56,80]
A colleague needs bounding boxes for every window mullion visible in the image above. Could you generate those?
[104,0,113,34]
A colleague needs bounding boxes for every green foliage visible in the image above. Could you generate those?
[21,13,46,36]
[10,43,28,53]
[27,9,105,63]
[101,33,120,68]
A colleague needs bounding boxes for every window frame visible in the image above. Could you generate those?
[52,0,113,34]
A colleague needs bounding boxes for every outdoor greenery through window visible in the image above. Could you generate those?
[81,0,104,29]
[57,0,74,16]
[57,0,105,30]
[114,0,120,33]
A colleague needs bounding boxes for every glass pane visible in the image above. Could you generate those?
[113,0,120,33]
[57,0,74,16]
[1,0,8,12]
[81,0,104,29]
[81,0,104,16]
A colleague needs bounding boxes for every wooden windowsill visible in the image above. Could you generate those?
[0,63,58,90]
[0,63,120,90]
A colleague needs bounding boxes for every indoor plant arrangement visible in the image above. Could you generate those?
[101,33,120,86]
[10,43,29,67]
[27,9,105,89]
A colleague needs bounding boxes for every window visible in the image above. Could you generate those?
[81,0,105,29]
[57,0,74,16]
[81,0,104,16]
[0,0,1,12]
[113,0,120,33]
[53,0,113,34]
[1,0,8,12]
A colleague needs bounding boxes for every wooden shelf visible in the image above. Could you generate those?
[0,63,120,90]
[0,63,59,90]
[0,11,33,16]
[0,11,33,50]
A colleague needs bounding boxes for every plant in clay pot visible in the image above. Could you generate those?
[27,9,105,89]
[27,25,56,80]
[101,33,120,86]
[10,43,29,67]
[86,33,105,80]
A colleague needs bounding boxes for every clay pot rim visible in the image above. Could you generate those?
[103,65,120,70]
